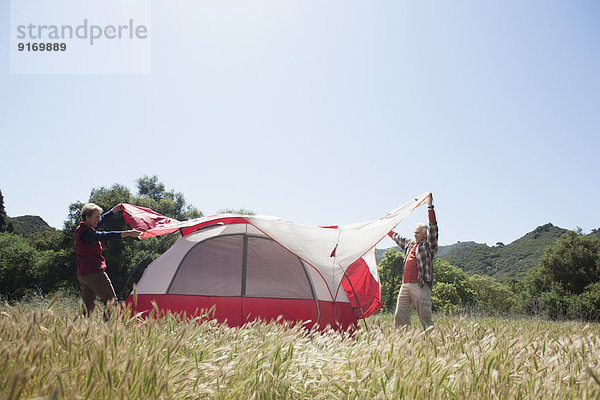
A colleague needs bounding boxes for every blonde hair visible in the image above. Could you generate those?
[81,203,102,221]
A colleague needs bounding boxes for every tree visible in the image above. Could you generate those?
[518,232,600,320]
[135,175,201,220]
[377,249,404,312]
[0,189,6,232]
[0,232,37,299]
[137,175,167,201]
[0,230,77,300]
[536,231,599,295]
[432,259,476,312]
[431,282,461,313]
[468,274,516,314]
[218,208,255,215]
[571,282,600,321]
[0,189,13,233]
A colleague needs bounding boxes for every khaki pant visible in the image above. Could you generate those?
[394,283,434,330]
[77,271,116,318]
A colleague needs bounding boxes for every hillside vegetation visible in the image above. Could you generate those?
[375,241,478,263]
[440,223,568,280]
[377,224,568,280]
[9,215,53,236]
[436,241,478,257]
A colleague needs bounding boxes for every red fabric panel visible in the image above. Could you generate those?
[341,258,382,319]
[316,301,358,331]
[126,295,358,331]
[120,201,251,238]
[126,294,243,326]
[335,302,359,331]
[242,298,318,327]
[121,203,179,231]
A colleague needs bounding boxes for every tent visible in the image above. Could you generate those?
[121,192,430,330]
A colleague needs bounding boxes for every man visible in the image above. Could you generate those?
[74,203,141,318]
[388,194,438,330]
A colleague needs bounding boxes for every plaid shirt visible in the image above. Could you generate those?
[390,209,438,288]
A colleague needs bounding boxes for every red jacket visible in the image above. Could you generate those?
[74,222,107,276]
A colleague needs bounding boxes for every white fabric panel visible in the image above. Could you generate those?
[245,224,262,236]
[362,249,379,283]
[246,193,429,300]
[136,238,189,294]
[304,262,337,301]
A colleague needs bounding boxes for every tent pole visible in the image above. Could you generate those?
[300,262,320,330]
[343,271,369,332]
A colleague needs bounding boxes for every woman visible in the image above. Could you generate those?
[74,203,141,318]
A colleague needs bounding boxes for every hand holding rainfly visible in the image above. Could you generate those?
[122,229,142,239]
[111,204,141,238]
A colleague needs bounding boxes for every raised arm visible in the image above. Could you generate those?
[427,194,438,255]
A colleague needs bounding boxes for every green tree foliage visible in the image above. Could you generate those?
[0,232,73,299]
[518,232,600,320]
[0,189,6,232]
[571,282,600,320]
[135,175,201,221]
[468,274,516,314]
[431,283,460,313]
[0,233,36,299]
[0,189,14,233]
[431,259,476,313]
[377,249,404,312]
[217,208,256,215]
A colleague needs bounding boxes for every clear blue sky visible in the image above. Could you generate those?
[1,1,599,247]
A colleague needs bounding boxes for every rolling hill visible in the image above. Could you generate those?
[376,241,479,263]
[377,223,572,281]
[9,215,54,235]
[440,223,568,280]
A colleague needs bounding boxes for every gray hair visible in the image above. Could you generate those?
[415,223,428,232]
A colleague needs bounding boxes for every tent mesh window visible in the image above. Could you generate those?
[168,235,243,296]
[167,234,313,299]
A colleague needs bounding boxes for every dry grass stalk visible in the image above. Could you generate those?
[1,298,599,399]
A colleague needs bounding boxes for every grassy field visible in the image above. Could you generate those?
[1,296,600,399]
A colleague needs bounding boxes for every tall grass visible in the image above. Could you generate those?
[1,296,599,399]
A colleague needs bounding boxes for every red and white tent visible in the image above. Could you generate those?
[121,192,430,330]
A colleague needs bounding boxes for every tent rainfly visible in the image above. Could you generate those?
[120,192,430,330]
